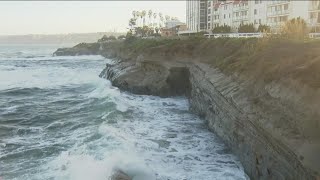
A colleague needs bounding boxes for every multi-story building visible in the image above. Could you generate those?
[205,0,314,32]
[232,0,250,31]
[251,0,267,29]
[186,0,208,32]
[309,0,320,31]
[266,1,308,31]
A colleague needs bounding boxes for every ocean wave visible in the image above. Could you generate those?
[0,62,106,91]
[0,54,106,61]
[0,105,19,115]
[0,45,247,180]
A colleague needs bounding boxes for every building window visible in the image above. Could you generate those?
[278,5,282,11]
[259,19,261,24]
[310,12,314,19]
[284,4,289,11]
[229,14,231,18]
[254,9,257,15]
[208,23,211,29]
[255,0,259,4]
[208,16,211,21]
[224,14,226,19]
[208,9,211,14]
[280,16,288,22]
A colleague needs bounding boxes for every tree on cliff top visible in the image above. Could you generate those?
[238,23,255,33]
[212,25,231,33]
[97,35,116,42]
[281,17,308,40]
[257,24,270,33]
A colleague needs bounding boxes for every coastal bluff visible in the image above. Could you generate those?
[54,38,320,179]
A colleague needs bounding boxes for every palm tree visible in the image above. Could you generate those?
[129,18,136,29]
[153,13,157,28]
[132,11,136,19]
[141,10,146,26]
[159,16,164,28]
[148,10,153,27]
[136,11,141,27]
[158,13,163,27]
[165,15,170,22]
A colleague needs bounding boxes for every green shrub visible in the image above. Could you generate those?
[212,25,231,33]
[118,35,126,39]
[238,23,255,33]
[257,24,270,33]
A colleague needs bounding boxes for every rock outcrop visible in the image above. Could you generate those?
[53,43,100,56]
[99,60,190,97]
[109,170,131,180]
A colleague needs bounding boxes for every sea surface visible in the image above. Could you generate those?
[0,44,248,180]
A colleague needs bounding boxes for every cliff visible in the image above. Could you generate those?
[55,38,320,179]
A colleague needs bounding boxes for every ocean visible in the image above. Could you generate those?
[0,44,247,180]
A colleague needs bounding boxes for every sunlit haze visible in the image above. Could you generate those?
[0,1,186,35]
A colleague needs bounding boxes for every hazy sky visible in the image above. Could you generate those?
[0,1,186,35]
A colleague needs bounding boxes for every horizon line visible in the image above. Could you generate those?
[0,31,127,37]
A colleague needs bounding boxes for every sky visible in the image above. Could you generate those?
[0,1,186,35]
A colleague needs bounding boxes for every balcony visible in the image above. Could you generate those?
[233,5,249,12]
[309,18,320,25]
[233,16,249,21]
[309,6,320,12]
[267,21,286,27]
[267,0,290,6]
[213,18,220,22]
[267,10,290,16]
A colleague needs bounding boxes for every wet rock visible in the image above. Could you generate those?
[149,139,171,149]
[164,133,177,139]
[109,170,131,180]
[170,148,178,152]
[53,43,100,56]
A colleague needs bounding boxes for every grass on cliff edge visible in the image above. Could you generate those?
[101,37,320,89]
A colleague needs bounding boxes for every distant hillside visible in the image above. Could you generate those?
[0,32,125,44]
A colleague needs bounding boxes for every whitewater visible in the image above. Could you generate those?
[0,44,248,180]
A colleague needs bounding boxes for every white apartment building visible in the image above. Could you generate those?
[309,0,320,30]
[266,1,308,31]
[186,0,208,32]
[205,0,319,32]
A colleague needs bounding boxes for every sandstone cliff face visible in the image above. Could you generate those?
[55,39,320,179]
[100,59,318,180]
[188,64,317,180]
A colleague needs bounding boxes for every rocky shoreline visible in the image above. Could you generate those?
[54,38,320,179]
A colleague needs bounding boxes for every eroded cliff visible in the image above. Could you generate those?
[55,38,320,179]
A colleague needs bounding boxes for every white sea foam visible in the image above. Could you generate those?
[0,45,248,180]
[40,91,248,180]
